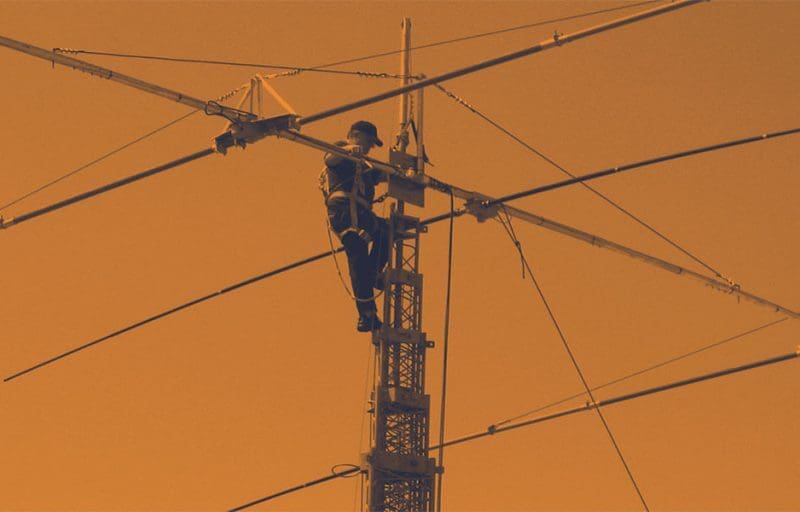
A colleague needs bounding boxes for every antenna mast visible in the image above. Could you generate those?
[362,17,439,512]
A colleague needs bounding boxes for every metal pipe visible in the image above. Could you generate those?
[397,18,412,152]
[297,0,704,126]
[417,86,425,173]
[0,35,255,123]
[485,127,800,208]
[0,148,215,229]
[488,204,800,320]
[276,126,800,320]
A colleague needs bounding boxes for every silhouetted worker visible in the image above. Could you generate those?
[323,121,390,332]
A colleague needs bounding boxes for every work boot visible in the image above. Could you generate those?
[357,313,382,332]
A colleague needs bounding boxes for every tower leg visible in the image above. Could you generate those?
[364,206,437,512]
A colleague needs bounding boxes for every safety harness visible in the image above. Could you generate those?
[320,161,373,243]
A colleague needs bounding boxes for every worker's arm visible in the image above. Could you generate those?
[324,141,360,166]
[367,168,387,184]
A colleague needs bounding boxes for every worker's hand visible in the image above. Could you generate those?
[345,144,362,155]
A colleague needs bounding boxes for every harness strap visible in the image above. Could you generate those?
[339,226,372,244]
[327,190,372,208]
[321,162,373,243]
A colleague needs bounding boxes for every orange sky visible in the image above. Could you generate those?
[1,1,798,511]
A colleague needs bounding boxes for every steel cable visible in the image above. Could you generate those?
[0,84,247,213]
[0,148,215,229]
[496,212,650,511]
[3,248,341,382]
[54,1,658,77]
[435,191,456,512]
[490,316,789,428]
[228,348,800,510]
[6,127,797,379]
[483,128,800,209]
[434,83,733,282]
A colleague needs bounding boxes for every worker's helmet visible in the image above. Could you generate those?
[349,120,383,147]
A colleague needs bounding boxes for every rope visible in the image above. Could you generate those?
[435,190,456,512]
[496,214,651,511]
[434,83,735,283]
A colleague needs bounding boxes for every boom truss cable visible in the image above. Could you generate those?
[305,0,659,70]
[434,84,733,283]
[228,348,800,510]
[2,2,712,221]
[297,0,705,126]
[496,212,650,511]
[2,0,709,219]
[52,48,416,79]
[53,1,658,79]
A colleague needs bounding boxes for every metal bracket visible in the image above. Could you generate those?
[388,150,425,207]
[389,149,418,171]
[213,113,299,154]
[463,192,499,222]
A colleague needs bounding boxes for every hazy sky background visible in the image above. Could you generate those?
[2,1,798,510]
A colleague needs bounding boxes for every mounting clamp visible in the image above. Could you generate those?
[213,113,300,154]
[463,192,500,223]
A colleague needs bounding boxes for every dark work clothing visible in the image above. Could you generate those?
[327,197,390,317]
[325,142,383,203]
[324,142,389,320]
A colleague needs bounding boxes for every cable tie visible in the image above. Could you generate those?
[553,31,563,45]
[487,424,497,435]
[52,47,80,55]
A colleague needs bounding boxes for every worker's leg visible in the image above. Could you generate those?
[357,209,390,291]
[340,232,377,318]
[329,202,378,322]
